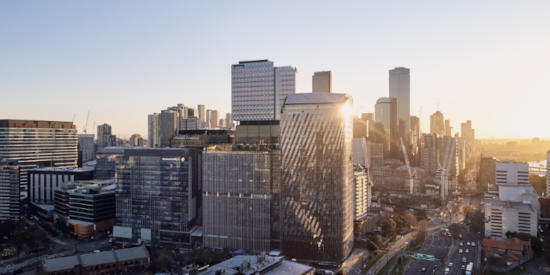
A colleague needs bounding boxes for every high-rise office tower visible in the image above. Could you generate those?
[312,71,332,93]
[389,67,410,145]
[410,116,420,162]
[461,120,475,152]
[232,60,296,121]
[375,97,398,157]
[206,109,218,129]
[420,133,440,175]
[129,134,144,147]
[202,145,281,252]
[198,104,205,123]
[157,109,178,147]
[225,113,233,130]
[97,123,115,150]
[480,156,497,191]
[444,119,452,136]
[280,93,354,262]
[78,134,95,163]
[430,111,445,136]
[0,159,20,221]
[113,148,202,247]
[547,152,550,197]
[148,113,159,147]
[0,120,78,199]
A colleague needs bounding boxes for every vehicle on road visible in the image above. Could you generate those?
[459,242,463,246]
[471,242,476,247]
[465,248,469,253]
[461,265,465,270]
[448,262,453,267]
[421,267,427,272]
[465,262,473,275]
[462,257,467,263]
[459,249,463,254]
[444,267,450,275]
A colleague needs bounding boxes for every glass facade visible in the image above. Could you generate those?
[231,60,296,121]
[202,145,280,252]
[280,93,354,262]
[0,160,20,221]
[114,148,201,247]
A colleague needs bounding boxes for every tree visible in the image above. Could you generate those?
[449,223,461,239]
[469,210,484,235]
[372,234,383,249]
[382,218,397,238]
[403,212,418,227]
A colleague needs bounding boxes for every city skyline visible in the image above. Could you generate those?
[1,1,550,138]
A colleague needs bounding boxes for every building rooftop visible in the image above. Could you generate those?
[28,167,94,173]
[42,246,150,272]
[482,237,530,252]
[199,255,313,275]
[284,93,348,105]
[0,119,75,129]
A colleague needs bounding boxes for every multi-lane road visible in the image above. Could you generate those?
[404,197,482,275]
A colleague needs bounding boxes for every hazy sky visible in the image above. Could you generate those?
[1,1,549,138]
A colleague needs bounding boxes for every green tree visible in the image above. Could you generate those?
[462,205,473,219]
[372,234,383,249]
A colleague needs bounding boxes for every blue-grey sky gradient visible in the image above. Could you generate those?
[1,1,549,138]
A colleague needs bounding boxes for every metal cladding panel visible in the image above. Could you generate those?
[280,99,354,262]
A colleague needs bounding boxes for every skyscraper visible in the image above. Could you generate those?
[0,120,78,198]
[113,148,202,247]
[231,60,296,121]
[157,109,178,147]
[410,116,420,162]
[389,67,410,145]
[202,145,281,252]
[225,113,233,130]
[375,97,398,156]
[312,71,331,93]
[444,119,452,136]
[197,104,205,123]
[547,151,550,197]
[430,111,445,136]
[97,123,115,150]
[147,113,159,147]
[78,134,95,163]
[0,159,20,221]
[206,109,218,129]
[280,93,354,262]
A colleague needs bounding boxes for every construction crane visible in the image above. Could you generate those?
[83,110,90,134]
[400,137,416,194]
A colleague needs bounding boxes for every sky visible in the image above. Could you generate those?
[1,1,549,139]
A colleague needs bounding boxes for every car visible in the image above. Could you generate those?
[462,257,467,263]
[461,265,466,270]
[460,242,463,246]
[459,249,463,254]
[444,267,450,275]
[466,241,470,246]
[465,248,469,253]
[448,262,454,267]
[471,242,476,247]
[421,267,427,272]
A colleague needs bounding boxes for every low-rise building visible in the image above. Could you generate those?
[41,246,149,274]
[54,179,116,238]
[197,254,314,275]
[28,167,94,205]
[482,238,532,272]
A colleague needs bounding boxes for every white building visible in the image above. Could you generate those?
[353,165,371,221]
[484,161,539,239]
[496,161,529,186]
[232,60,296,121]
